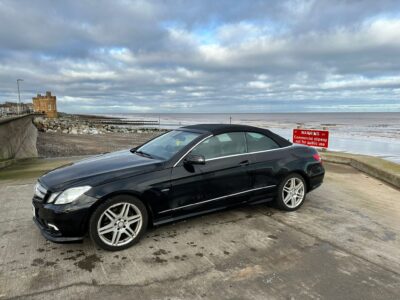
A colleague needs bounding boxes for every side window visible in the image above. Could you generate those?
[246,132,279,152]
[191,132,246,159]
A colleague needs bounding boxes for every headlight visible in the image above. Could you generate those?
[48,192,60,203]
[49,186,91,205]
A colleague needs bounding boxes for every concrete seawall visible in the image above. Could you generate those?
[0,115,38,167]
[321,151,400,189]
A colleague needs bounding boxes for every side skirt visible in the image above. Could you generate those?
[153,206,229,226]
[152,197,275,227]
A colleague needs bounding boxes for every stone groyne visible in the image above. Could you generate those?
[34,116,162,135]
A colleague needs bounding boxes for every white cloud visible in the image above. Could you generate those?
[1,0,400,112]
[247,81,271,89]
[321,75,400,89]
[163,89,176,95]
[109,48,135,63]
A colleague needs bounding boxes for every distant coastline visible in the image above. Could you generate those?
[35,112,400,164]
[104,112,400,163]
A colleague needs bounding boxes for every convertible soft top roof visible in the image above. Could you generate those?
[180,124,292,147]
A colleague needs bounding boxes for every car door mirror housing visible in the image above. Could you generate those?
[184,154,206,165]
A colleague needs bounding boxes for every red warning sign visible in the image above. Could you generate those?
[293,129,329,148]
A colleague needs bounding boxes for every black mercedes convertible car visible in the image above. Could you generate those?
[32,124,324,251]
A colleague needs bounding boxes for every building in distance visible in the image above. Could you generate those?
[32,91,58,118]
[0,102,33,116]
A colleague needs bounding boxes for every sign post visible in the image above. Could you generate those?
[293,129,329,149]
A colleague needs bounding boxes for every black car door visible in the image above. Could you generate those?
[166,161,206,214]
[245,132,283,201]
[169,132,253,216]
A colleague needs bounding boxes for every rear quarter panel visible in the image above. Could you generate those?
[287,145,325,190]
[249,145,324,195]
[249,146,296,189]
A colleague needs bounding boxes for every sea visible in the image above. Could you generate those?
[103,113,400,164]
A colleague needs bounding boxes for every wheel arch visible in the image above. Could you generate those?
[284,170,310,192]
[84,190,155,233]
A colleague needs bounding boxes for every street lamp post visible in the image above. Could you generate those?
[17,79,23,115]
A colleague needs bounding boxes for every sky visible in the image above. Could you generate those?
[0,0,400,113]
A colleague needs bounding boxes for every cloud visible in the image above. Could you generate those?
[0,0,400,112]
[247,81,272,89]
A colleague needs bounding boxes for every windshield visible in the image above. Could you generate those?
[136,130,201,160]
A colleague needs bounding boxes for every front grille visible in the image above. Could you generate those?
[34,182,47,201]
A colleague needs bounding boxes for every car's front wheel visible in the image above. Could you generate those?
[275,174,306,211]
[89,195,148,251]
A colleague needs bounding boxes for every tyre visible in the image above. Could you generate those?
[275,174,306,211]
[89,195,148,251]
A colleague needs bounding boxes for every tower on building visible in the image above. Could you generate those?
[32,91,58,118]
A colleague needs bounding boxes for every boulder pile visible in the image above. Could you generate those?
[33,117,164,135]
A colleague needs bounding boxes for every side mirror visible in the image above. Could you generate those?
[184,154,206,165]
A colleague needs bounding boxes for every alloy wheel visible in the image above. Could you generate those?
[282,177,305,208]
[97,202,143,247]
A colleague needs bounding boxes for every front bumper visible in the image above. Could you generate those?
[33,217,84,242]
[32,194,97,243]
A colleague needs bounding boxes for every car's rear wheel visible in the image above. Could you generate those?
[89,195,148,251]
[276,174,306,211]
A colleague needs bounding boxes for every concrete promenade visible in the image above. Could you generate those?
[0,157,399,299]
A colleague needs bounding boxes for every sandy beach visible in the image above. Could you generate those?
[37,131,162,157]
[33,113,164,157]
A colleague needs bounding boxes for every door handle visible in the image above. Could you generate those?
[239,160,250,166]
